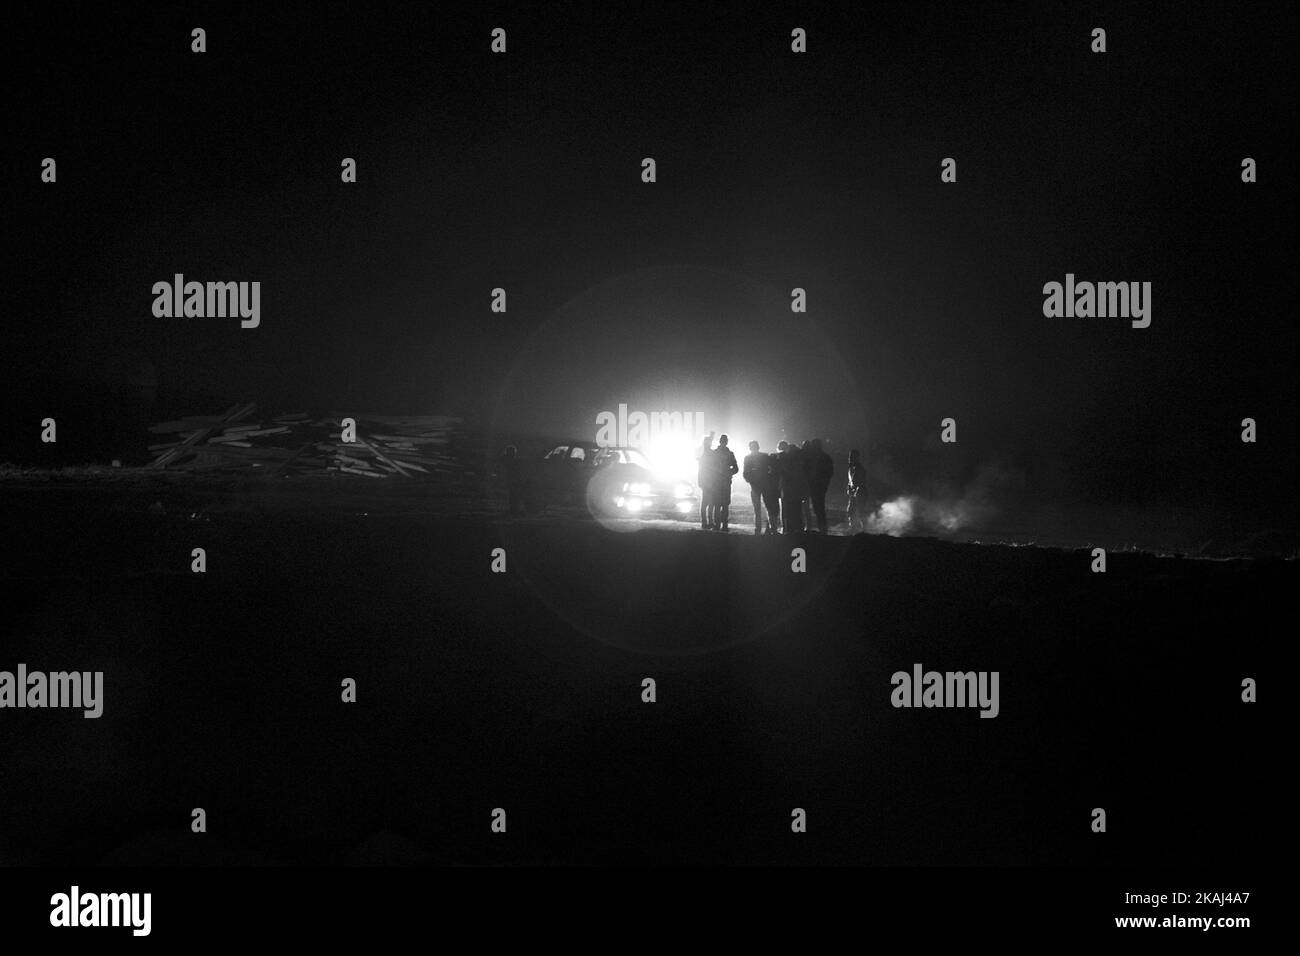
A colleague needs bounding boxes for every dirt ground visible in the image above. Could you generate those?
[0,476,1288,865]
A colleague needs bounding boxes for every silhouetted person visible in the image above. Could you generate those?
[805,438,834,533]
[846,448,868,532]
[499,445,524,515]
[697,434,716,530]
[778,440,807,533]
[743,440,780,534]
[798,441,815,528]
[713,434,739,530]
[772,440,790,531]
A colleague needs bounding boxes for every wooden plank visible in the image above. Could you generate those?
[358,437,416,477]
[270,442,315,477]
[151,402,256,468]
[211,427,290,440]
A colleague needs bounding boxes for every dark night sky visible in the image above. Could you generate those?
[7,1,1296,526]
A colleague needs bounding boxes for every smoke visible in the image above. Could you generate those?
[865,461,1020,537]
[867,496,916,535]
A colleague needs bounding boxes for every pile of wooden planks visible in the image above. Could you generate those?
[146,404,467,477]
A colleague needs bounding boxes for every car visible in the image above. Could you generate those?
[530,441,699,519]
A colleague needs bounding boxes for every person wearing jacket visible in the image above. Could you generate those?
[805,438,834,533]
[742,440,780,535]
[712,434,740,531]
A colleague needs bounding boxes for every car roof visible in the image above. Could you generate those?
[546,441,647,451]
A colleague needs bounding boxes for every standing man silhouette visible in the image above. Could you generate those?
[743,440,779,535]
[697,433,716,530]
[806,438,834,533]
[713,434,739,531]
[778,440,807,533]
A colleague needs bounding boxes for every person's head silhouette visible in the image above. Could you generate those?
[719,434,729,447]
[748,440,759,452]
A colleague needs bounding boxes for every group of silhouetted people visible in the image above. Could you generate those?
[697,434,740,530]
[500,435,873,533]
[699,434,861,535]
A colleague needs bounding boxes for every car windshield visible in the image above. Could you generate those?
[594,448,652,468]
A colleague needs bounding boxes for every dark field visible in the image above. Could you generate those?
[0,480,1286,867]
